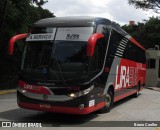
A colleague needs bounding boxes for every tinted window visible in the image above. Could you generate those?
[106,30,123,68]
[23,41,52,69]
[147,59,156,69]
[89,38,106,71]
[123,41,146,64]
[53,41,86,63]
[31,27,54,34]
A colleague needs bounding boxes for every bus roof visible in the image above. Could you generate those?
[33,16,128,36]
[33,16,145,50]
[33,16,111,27]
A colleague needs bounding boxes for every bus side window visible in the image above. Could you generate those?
[90,38,106,72]
[124,41,133,61]
[96,25,104,33]
[123,41,145,64]
[97,39,106,68]
[96,24,110,39]
[108,30,123,57]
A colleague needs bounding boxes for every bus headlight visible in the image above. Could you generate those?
[68,85,94,98]
[21,89,27,94]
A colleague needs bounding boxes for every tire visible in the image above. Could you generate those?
[99,88,114,113]
[133,83,140,98]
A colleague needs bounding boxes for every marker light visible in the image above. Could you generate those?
[68,85,94,98]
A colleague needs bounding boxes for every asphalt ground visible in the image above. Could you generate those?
[0,88,160,130]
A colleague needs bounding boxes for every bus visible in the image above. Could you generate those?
[8,16,146,114]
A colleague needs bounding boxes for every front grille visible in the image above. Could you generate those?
[50,88,69,95]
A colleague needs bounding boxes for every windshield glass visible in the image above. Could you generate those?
[21,27,94,82]
[22,40,88,80]
[24,42,53,68]
[51,41,88,79]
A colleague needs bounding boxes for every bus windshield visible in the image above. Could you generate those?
[21,40,88,81]
[21,26,94,83]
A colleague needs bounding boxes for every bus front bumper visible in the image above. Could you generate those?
[18,101,105,115]
[17,91,105,115]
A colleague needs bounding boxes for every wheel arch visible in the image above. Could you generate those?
[103,82,114,95]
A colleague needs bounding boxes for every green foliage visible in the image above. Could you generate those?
[128,0,160,13]
[122,17,160,49]
[33,0,48,7]
[0,0,54,80]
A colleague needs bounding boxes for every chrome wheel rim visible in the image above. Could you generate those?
[105,94,111,107]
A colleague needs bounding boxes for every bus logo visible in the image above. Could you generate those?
[115,65,138,90]
[66,34,79,39]
[42,67,48,74]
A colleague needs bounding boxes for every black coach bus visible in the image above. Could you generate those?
[8,16,146,114]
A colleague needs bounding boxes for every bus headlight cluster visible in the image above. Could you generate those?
[18,87,27,94]
[21,89,27,94]
[68,85,94,98]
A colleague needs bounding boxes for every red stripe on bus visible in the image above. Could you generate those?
[18,101,105,115]
[18,80,52,95]
[130,38,145,51]
[114,89,137,102]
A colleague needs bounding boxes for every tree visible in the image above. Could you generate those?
[0,0,54,51]
[122,17,160,49]
[32,0,48,7]
[128,0,160,13]
[0,0,8,33]
[0,0,54,83]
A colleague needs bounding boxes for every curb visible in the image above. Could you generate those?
[0,89,16,95]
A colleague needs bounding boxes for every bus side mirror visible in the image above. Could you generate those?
[8,33,28,55]
[87,33,105,57]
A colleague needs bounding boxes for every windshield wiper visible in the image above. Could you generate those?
[54,57,67,86]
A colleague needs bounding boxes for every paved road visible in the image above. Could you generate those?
[0,89,160,129]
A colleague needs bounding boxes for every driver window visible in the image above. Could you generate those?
[90,38,106,72]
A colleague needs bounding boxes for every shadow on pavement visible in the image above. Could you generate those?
[0,108,99,126]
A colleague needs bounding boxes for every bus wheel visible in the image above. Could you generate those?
[134,83,140,98]
[99,88,113,113]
